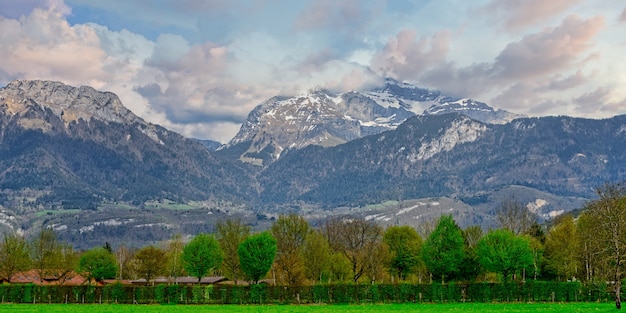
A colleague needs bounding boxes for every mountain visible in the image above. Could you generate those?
[0,80,257,246]
[2,79,625,248]
[194,139,222,151]
[222,79,521,165]
[257,113,626,212]
[423,98,524,124]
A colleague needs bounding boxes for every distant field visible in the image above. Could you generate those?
[0,303,618,313]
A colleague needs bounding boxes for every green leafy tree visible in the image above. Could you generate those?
[544,214,579,281]
[182,233,223,281]
[216,218,250,284]
[0,233,31,282]
[271,214,309,285]
[133,246,166,282]
[421,214,465,284]
[383,225,423,281]
[238,232,276,284]
[78,247,118,281]
[302,229,332,284]
[476,229,534,282]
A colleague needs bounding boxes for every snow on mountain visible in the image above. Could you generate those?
[225,79,522,165]
[423,98,525,125]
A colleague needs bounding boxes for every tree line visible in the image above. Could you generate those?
[1,183,625,307]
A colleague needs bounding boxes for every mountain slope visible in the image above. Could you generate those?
[0,80,254,209]
[223,79,521,165]
[257,113,626,208]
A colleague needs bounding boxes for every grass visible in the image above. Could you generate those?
[0,303,619,313]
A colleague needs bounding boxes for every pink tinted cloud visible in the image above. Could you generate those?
[492,15,604,80]
[620,7,626,22]
[484,0,583,31]
[419,15,604,99]
[536,70,591,92]
[370,29,450,81]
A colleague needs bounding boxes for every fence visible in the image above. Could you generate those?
[0,281,615,305]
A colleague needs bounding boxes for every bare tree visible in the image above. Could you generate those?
[164,234,185,280]
[115,244,134,280]
[322,217,383,283]
[580,183,626,309]
[496,197,537,235]
[216,218,250,284]
[271,214,309,285]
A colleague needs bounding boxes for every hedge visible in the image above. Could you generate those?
[0,281,617,305]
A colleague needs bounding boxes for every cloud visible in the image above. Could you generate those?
[370,29,450,81]
[573,87,611,113]
[418,15,604,102]
[536,70,592,92]
[0,5,107,85]
[293,0,375,32]
[621,7,626,22]
[482,0,583,31]
[0,0,70,19]
[492,15,603,80]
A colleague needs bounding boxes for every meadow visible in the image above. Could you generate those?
[0,303,619,313]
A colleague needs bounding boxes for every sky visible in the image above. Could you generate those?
[0,0,625,143]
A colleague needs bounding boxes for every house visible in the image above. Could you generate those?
[8,270,91,286]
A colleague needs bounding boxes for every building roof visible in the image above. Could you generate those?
[10,270,90,286]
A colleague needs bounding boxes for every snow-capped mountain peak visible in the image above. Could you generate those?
[224,79,523,165]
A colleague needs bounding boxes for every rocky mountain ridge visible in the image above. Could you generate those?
[1,79,624,248]
[224,79,522,165]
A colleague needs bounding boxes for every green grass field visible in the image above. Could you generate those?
[0,303,619,313]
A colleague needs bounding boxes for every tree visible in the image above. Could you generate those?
[115,244,134,280]
[579,183,626,309]
[30,228,78,284]
[133,246,166,282]
[78,247,118,282]
[496,198,537,235]
[51,244,80,285]
[238,232,276,284]
[543,214,579,281]
[0,233,31,282]
[270,214,309,285]
[165,234,185,279]
[383,225,423,281]
[323,217,383,283]
[301,229,332,284]
[421,214,465,284]
[457,226,483,282]
[182,233,223,281]
[216,218,250,284]
[476,229,534,282]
